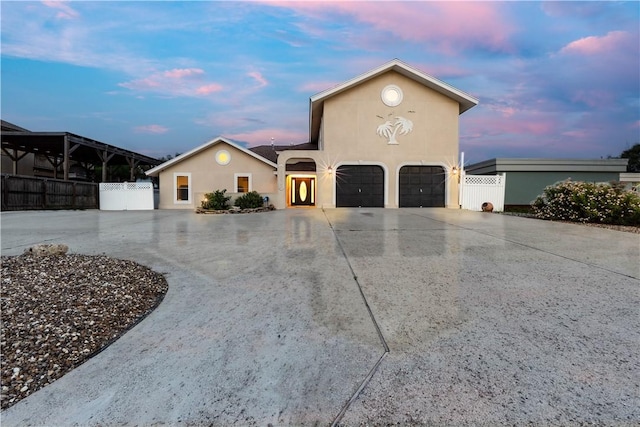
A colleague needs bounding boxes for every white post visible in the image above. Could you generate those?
[458,151,465,208]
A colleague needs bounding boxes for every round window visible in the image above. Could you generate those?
[381,84,403,107]
[215,150,231,165]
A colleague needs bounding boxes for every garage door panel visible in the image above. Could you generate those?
[336,165,384,207]
[399,166,445,207]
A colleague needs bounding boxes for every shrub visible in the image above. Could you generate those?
[531,180,640,226]
[202,189,231,210]
[234,191,264,209]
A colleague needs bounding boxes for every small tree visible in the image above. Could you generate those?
[202,189,231,210]
[620,143,640,172]
[234,191,264,209]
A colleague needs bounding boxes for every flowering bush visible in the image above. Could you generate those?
[531,180,640,226]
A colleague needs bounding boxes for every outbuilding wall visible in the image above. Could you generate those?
[506,171,622,205]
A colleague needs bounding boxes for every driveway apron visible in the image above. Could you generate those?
[1,208,639,425]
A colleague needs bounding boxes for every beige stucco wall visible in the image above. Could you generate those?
[157,142,277,209]
[315,70,461,208]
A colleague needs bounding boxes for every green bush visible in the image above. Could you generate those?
[202,189,231,210]
[531,180,640,225]
[234,191,264,209]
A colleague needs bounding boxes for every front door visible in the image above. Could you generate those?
[291,177,315,206]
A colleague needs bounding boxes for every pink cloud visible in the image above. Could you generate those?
[135,124,169,134]
[248,71,268,88]
[560,31,632,56]
[163,68,204,79]
[41,0,79,19]
[196,83,223,95]
[465,109,560,138]
[119,69,223,97]
[264,1,515,54]
[571,90,615,108]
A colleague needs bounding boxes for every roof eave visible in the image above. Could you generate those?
[145,136,276,177]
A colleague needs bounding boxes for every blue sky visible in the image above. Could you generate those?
[1,1,638,164]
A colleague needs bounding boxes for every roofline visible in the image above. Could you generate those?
[1,130,160,164]
[145,136,277,176]
[465,157,629,174]
[308,58,479,143]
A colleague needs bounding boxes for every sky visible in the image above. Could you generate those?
[1,1,639,165]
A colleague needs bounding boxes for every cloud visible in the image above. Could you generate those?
[134,124,169,134]
[163,68,205,79]
[248,71,268,88]
[119,69,223,98]
[263,1,516,54]
[41,0,79,20]
[195,84,224,95]
[560,31,633,56]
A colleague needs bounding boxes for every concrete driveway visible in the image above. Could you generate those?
[1,208,638,426]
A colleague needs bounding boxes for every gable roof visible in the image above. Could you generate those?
[249,142,318,163]
[145,136,277,177]
[308,58,479,144]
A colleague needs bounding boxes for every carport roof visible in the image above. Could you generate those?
[1,126,160,167]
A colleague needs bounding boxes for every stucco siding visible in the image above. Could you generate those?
[320,71,460,208]
[157,142,277,209]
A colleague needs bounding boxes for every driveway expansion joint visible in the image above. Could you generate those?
[322,209,390,426]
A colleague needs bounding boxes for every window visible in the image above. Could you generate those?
[174,173,191,203]
[234,173,251,193]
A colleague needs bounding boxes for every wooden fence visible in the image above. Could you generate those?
[1,174,99,211]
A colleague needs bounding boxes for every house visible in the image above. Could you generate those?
[146,59,479,209]
[464,158,630,208]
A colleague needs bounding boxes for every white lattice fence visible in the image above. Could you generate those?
[460,174,506,212]
[99,182,154,210]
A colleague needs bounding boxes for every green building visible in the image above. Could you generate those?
[465,158,629,207]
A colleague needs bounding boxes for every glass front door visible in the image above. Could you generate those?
[290,177,315,206]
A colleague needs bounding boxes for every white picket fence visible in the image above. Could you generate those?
[99,182,154,210]
[460,174,506,212]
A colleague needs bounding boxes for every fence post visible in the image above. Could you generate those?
[42,179,47,209]
[1,175,7,211]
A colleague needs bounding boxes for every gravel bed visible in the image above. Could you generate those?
[1,253,168,410]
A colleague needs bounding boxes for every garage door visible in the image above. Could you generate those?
[336,165,384,207]
[399,166,445,207]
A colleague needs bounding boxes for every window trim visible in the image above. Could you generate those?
[234,173,252,193]
[173,172,192,204]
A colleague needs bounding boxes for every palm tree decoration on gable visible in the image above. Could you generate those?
[376,115,414,144]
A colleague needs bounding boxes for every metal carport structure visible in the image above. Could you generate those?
[1,121,161,181]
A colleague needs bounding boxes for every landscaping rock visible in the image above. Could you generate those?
[23,244,68,257]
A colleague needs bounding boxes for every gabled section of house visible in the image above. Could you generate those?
[146,137,277,208]
[147,59,479,209]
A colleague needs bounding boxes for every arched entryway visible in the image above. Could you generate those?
[286,158,316,207]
